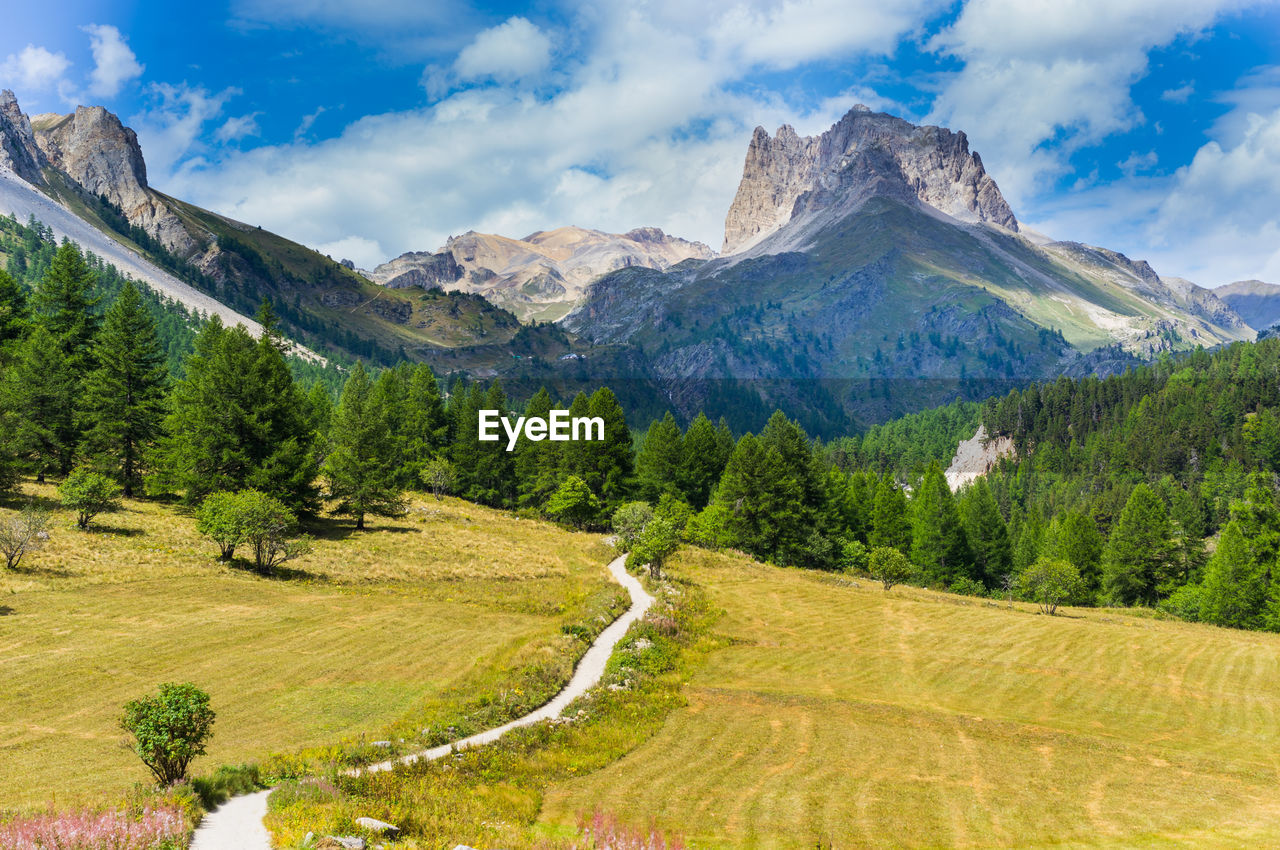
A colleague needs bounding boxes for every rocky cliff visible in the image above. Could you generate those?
[366,225,715,321]
[30,106,200,256]
[0,90,46,186]
[722,104,1018,255]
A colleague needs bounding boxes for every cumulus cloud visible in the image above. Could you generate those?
[0,44,71,92]
[1161,83,1195,103]
[130,84,238,183]
[82,24,144,98]
[926,0,1249,206]
[166,1,930,261]
[454,17,552,83]
[214,112,262,144]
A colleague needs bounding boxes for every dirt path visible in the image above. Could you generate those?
[191,554,653,849]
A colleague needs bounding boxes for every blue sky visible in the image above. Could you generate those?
[2,1,1279,285]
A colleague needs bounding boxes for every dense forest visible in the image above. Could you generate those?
[3,232,1279,633]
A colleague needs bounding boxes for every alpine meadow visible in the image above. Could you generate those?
[3,3,1280,849]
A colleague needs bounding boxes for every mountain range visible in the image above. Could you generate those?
[1,88,1275,434]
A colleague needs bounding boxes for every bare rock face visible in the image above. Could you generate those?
[0,90,46,186]
[722,105,1018,254]
[32,106,199,256]
[367,225,715,321]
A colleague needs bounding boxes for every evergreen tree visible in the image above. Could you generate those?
[585,387,633,507]
[372,363,411,486]
[911,461,973,585]
[324,362,406,530]
[0,267,28,354]
[401,363,448,480]
[961,478,1011,587]
[1047,510,1104,595]
[5,325,74,479]
[514,387,560,508]
[679,413,731,508]
[1198,520,1267,629]
[869,475,911,553]
[80,282,168,496]
[715,433,801,562]
[1102,484,1175,606]
[636,412,684,502]
[303,381,334,464]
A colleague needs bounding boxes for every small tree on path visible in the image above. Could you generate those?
[120,682,215,786]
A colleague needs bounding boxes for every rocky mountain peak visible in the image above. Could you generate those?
[0,89,47,186]
[31,104,199,257]
[722,105,1019,255]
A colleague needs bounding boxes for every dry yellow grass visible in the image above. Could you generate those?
[0,482,616,808]
[541,548,1280,848]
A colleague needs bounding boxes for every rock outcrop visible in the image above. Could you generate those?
[31,106,199,256]
[367,225,715,321]
[0,90,46,186]
[722,104,1018,255]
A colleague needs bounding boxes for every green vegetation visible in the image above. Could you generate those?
[541,547,1280,848]
[120,683,217,786]
[58,468,121,529]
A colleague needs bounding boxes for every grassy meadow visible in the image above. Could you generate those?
[0,481,621,809]
[540,547,1280,849]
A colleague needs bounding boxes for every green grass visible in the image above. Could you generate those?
[540,547,1280,848]
[0,482,618,809]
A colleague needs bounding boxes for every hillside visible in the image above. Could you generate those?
[541,547,1280,848]
[1215,278,1280,331]
[564,107,1252,431]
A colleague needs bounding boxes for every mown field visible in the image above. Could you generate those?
[541,548,1280,848]
[0,482,619,808]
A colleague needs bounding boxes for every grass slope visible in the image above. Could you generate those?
[542,548,1280,848]
[0,483,619,808]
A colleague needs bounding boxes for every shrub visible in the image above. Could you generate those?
[121,682,216,786]
[0,503,51,569]
[420,456,457,500]
[612,501,654,552]
[192,763,262,810]
[1018,557,1082,616]
[869,546,915,590]
[839,537,868,573]
[685,504,733,550]
[0,806,187,850]
[58,468,122,529]
[196,491,245,560]
[545,475,601,529]
[1159,583,1204,622]
[653,493,693,536]
[949,576,987,597]
[627,516,680,580]
[196,490,311,572]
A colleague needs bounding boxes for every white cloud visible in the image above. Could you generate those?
[166,1,932,262]
[130,84,238,183]
[314,235,385,270]
[214,112,262,144]
[82,24,144,98]
[926,0,1249,207]
[1161,83,1194,103]
[454,17,552,82]
[0,44,71,92]
[1118,149,1158,177]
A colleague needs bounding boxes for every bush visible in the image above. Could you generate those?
[949,576,987,597]
[868,546,915,590]
[196,490,311,572]
[0,502,51,569]
[420,457,457,500]
[1159,583,1204,622]
[545,475,601,530]
[612,501,654,552]
[1018,557,1082,615]
[121,682,216,786]
[839,537,868,573]
[686,504,733,550]
[58,468,122,529]
[192,763,262,810]
[627,515,680,580]
[653,493,693,536]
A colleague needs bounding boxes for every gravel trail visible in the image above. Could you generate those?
[190,554,652,849]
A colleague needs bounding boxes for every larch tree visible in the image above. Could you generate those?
[1102,484,1175,606]
[324,362,406,530]
[636,412,684,502]
[80,282,168,496]
[911,461,973,586]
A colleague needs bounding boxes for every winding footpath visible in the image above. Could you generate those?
[191,555,653,850]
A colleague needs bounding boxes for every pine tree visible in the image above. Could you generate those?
[1049,510,1104,594]
[0,268,28,354]
[869,475,911,554]
[585,387,633,507]
[911,462,973,586]
[6,325,74,480]
[1199,520,1267,629]
[303,382,334,463]
[402,363,447,480]
[679,413,730,509]
[324,362,406,530]
[715,433,801,562]
[636,412,684,502]
[371,365,410,487]
[471,382,516,506]
[515,387,560,508]
[961,478,1011,587]
[80,282,168,496]
[1102,484,1175,606]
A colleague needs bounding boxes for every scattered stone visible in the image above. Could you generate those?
[454,845,479,850]
[371,740,392,748]
[316,838,365,850]
[356,817,400,837]
[304,832,314,846]
[633,638,653,650]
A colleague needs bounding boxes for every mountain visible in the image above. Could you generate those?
[366,225,715,322]
[1214,279,1280,331]
[0,90,581,372]
[564,105,1253,431]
